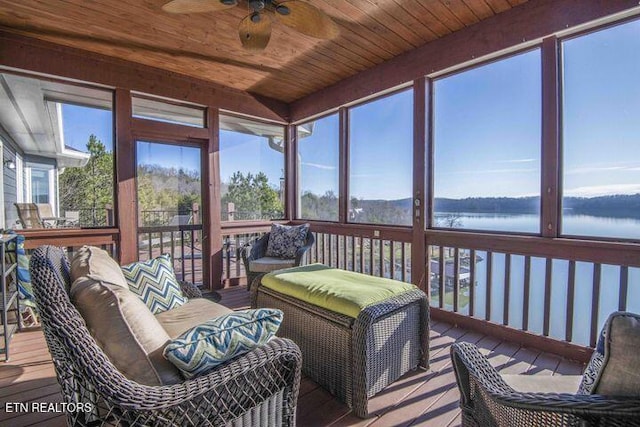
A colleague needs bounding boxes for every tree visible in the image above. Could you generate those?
[59,135,114,226]
[221,171,283,220]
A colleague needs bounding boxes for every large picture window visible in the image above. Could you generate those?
[561,19,640,240]
[297,113,340,221]
[433,50,542,233]
[219,114,285,221]
[348,89,413,226]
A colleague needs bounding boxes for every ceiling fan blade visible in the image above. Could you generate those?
[162,0,237,14]
[274,1,338,40]
[239,13,272,52]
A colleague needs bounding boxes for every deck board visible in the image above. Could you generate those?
[0,285,585,427]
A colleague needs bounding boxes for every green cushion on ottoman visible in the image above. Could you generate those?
[261,264,417,318]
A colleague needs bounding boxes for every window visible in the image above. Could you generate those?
[57,102,115,227]
[348,89,413,226]
[433,50,542,233]
[297,113,340,221]
[219,114,285,221]
[29,166,52,204]
[136,141,202,227]
[561,19,640,240]
[132,95,205,128]
[0,72,114,228]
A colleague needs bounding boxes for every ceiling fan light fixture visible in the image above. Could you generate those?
[250,12,261,23]
[221,0,237,5]
[275,5,290,15]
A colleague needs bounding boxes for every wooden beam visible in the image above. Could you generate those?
[412,78,427,291]
[0,31,289,122]
[114,88,137,264]
[431,307,592,364]
[290,0,640,121]
[206,108,223,290]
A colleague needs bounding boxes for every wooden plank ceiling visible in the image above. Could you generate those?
[0,0,527,103]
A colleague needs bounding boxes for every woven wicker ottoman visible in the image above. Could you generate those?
[251,265,429,418]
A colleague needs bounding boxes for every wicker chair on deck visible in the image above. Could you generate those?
[30,245,302,427]
[450,311,640,426]
[239,229,315,290]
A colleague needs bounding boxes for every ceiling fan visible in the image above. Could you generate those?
[162,0,339,52]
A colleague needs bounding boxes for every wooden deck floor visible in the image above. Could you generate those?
[0,286,584,427]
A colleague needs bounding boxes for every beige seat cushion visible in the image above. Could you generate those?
[156,298,233,339]
[503,374,582,393]
[249,257,296,273]
[70,246,182,386]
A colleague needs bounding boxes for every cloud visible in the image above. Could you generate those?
[441,168,538,175]
[496,158,536,164]
[301,162,336,170]
[564,183,640,197]
[566,162,640,174]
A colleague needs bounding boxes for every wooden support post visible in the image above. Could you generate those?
[412,78,427,291]
[114,89,137,264]
[205,108,223,290]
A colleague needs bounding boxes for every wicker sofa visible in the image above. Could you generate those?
[30,245,302,426]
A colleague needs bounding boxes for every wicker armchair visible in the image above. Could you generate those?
[30,245,302,427]
[450,342,640,427]
[239,230,315,290]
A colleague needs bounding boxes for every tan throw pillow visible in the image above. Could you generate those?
[71,245,128,289]
[70,275,182,386]
[579,311,640,396]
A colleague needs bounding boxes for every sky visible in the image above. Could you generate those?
[60,18,640,202]
[62,104,113,151]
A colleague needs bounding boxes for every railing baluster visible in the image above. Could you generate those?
[401,242,407,282]
[343,235,348,270]
[619,266,629,311]
[148,232,152,259]
[485,252,493,321]
[235,235,241,277]
[170,231,176,271]
[390,241,396,280]
[159,232,164,256]
[453,248,460,312]
[369,238,375,276]
[359,237,364,273]
[180,230,186,281]
[336,234,341,268]
[566,260,576,342]
[503,254,511,326]
[351,235,355,271]
[379,239,384,278]
[469,249,476,317]
[438,246,445,309]
[543,258,553,336]
[190,229,196,284]
[313,232,318,263]
[590,263,602,348]
[523,256,531,331]
[328,234,333,267]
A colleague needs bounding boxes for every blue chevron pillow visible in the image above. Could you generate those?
[121,255,187,314]
[163,308,283,379]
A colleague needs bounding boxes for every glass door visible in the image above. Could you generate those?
[135,140,204,285]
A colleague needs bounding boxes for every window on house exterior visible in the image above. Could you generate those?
[219,114,285,221]
[561,18,640,240]
[297,113,340,221]
[432,49,542,234]
[348,89,413,226]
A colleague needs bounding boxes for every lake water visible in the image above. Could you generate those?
[431,213,640,346]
